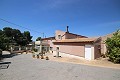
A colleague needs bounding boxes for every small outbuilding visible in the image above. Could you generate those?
[53,37,101,60]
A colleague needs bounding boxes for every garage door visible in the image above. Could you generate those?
[85,45,92,60]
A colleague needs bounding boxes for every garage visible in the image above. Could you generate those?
[85,45,92,60]
[53,38,101,60]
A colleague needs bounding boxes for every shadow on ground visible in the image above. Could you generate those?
[0,51,19,69]
[0,52,21,61]
[0,61,11,69]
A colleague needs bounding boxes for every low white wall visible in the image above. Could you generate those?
[53,50,56,56]
[53,50,85,59]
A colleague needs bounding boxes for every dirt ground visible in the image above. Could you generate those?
[45,53,120,69]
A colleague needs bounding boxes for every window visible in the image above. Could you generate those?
[58,35,61,39]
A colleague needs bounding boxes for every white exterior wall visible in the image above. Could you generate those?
[55,30,65,40]
[91,45,95,60]
[53,50,57,56]
[53,44,95,60]
[59,52,85,59]
[53,50,85,59]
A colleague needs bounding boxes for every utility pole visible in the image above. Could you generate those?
[42,33,44,38]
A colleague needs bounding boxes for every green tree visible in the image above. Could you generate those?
[0,29,3,35]
[3,27,13,49]
[23,31,32,42]
[11,29,21,40]
[0,27,33,50]
[3,27,12,37]
[105,30,120,63]
[36,37,41,41]
[14,31,32,46]
[0,29,6,50]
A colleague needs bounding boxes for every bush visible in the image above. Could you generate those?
[46,56,49,60]
[41,55,44,59]
[105,30,120,63]
[33,48,38,52]
[108,47,120,63]
[37,54,39,59]
[32,54,35,58]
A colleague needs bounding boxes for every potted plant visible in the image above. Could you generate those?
[41,55,44,59]
[37,54,39,59]
[32,53,35,58]
[46,56,49,60]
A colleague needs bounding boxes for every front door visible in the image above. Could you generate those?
[85,45,92,60]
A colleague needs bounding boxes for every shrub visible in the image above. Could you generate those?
[41,55,44,59]
[46,56,49,60]
[32,54,35,58]
[37,54,39,59]
[105,30,120,63]
[33,48,38,52]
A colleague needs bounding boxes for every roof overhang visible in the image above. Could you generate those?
[53,38,101,43]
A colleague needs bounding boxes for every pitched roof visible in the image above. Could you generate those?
[53,38,100,43]
[65,32,88,38]
[42,37,55,40]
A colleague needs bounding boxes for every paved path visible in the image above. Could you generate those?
[0,53,120,80]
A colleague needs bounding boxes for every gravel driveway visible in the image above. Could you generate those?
[0,53,120,80]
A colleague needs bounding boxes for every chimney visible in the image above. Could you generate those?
[66,26,69,33]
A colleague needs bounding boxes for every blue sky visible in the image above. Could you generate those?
[0,0,120,41]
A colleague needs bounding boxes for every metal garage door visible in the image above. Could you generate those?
[85,45,92,60]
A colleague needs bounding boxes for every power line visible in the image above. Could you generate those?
[0,18,45,36]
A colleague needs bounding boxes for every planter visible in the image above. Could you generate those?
[26,51,28,54]
[41,55,44,59]
[37,54,39,59]
[32,54,35,58]
[46,56,49,60]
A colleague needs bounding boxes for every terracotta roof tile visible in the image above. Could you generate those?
[42,37,55,40]
[53,38,98,43]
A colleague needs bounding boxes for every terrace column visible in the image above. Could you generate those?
[19,45,21,51]
[10,46,13,52]
[26,47,28,51]
[39,45,42,53]
[39,41,42,53]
